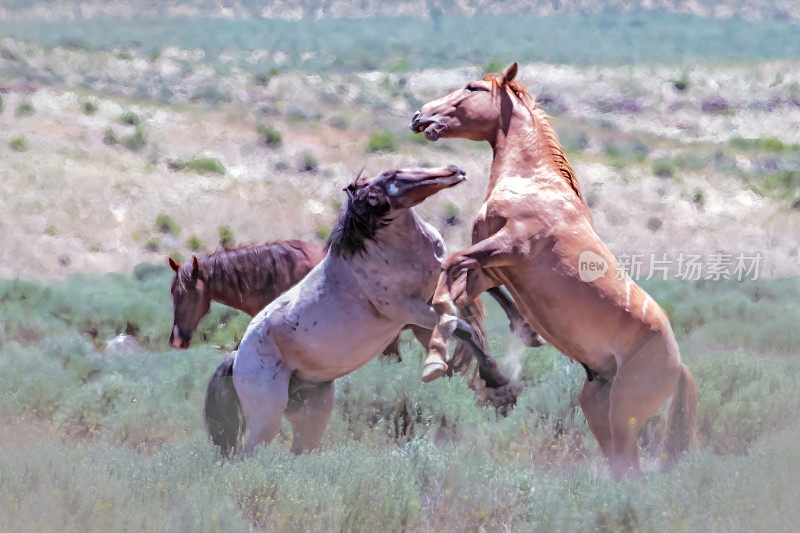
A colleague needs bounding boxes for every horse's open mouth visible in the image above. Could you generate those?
[410,118,443,141]
[422,123,442,141]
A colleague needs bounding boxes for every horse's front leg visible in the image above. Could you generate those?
[425,233,517,382]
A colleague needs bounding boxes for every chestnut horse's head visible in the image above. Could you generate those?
[410,62,521,144]
[168,256,211,349]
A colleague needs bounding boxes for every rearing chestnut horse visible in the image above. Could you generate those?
[410,63,697,480]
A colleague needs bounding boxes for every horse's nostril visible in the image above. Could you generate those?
[413,111,421,120]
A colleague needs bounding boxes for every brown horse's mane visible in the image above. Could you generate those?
[483,73,584,201]
[177,240,312,298]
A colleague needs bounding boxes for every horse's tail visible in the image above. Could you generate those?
[204,354,245,458]
[449,298,487,374]
[663,363,698,470]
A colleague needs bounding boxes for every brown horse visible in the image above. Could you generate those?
[204,166,515,456]
[410,63,697,480]
[168,240,325,349]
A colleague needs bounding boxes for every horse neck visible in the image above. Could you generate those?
[352,209,428,265]
[487,103,571,198]
[202,257,261,316]
[374,210,420,250]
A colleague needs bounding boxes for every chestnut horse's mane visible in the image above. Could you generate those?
[483,73,583,201]
[177,240,312,297]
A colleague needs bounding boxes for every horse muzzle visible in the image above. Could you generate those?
[409,112,444,141]
[170,325,190,350]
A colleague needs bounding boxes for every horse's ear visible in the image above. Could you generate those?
[191,256,200,280]
[343,180,358,198]
[168,257,180,272]
[502,62,518,85]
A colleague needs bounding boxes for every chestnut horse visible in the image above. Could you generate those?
[410,64,697,480]
[204,166,513,456]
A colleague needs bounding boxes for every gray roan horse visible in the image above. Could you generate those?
[204,166,513,456]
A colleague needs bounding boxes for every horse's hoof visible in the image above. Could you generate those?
[486,383,518,416]
[512,322,547,348]
[422,361,447,383]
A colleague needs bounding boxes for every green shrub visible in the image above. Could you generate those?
[0,94,4,113]
[155,214,180,235]
[122,126,146,151]
[327,115,349,130]
[82,101,98,115]
[186,235,202,251]
[44,224,57,236]
[646,217,663,231]
[16,102,34,116]
[218,225,235,250]
[144,238,160,252]
[299,152,317,172]
[482,61,505,75]
[671,73,689,92]
[183,157,225,175]
[102,127,118,145]
[692,187,705,208]
[731,136,787,152]
[315,224,331,242]
[9,136,27,152]
[256,124,282,147]
[756,137,785,152]
[652,158,674,178]
[763,170,800,195]
[366,132,397,153]
[119,111,140,126]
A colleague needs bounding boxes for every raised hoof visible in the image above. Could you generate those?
[421,361,448,383]
[484,383,518,416]
[512,322,547,348]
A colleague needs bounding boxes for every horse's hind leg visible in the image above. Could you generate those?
[285,378,335,454]
[381,335,402,362]
[486,286,546,348]
[579,378,613,461]
[608,334,682,480]
[233,343,292,456]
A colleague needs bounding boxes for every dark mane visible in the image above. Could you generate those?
[176,240,314,298]
[325,180,390,258]
[483,73,584,202]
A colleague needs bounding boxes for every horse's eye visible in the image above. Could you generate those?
[466,84,482,92]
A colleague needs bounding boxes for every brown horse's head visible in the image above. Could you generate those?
[327,165,465,257]
[168,256,211,349]
[410,62,520,143]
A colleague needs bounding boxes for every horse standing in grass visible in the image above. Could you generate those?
[168,240,324,349]
[410,63,697,480]
[205,166,514,456]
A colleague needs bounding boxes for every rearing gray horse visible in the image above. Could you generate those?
[204,165,514,456]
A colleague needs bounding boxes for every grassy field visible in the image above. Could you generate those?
[1,267,800,530]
